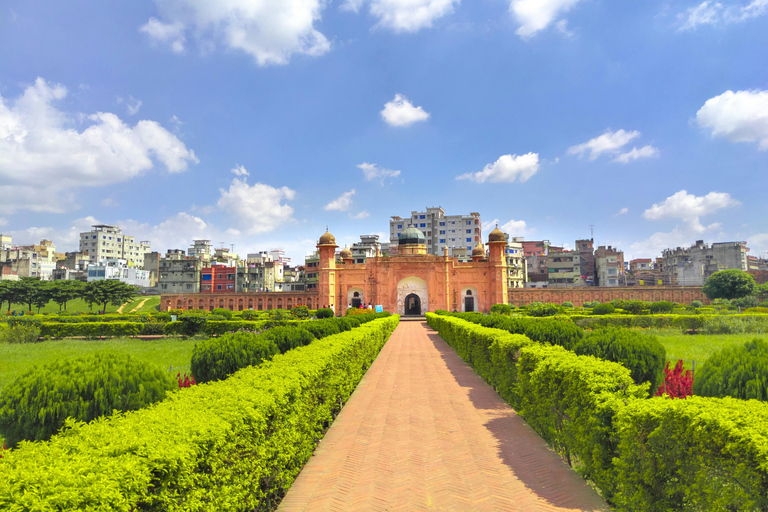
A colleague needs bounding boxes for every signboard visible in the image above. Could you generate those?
[375,305,383,313]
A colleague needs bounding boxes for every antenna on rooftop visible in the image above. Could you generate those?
[590,224,594,241]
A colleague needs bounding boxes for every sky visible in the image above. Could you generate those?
[1,0,767,263]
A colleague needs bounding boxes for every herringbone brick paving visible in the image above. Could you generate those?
[278,320,609,511]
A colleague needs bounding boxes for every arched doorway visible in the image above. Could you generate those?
[397,276,428,315]
[348,287,364,309]
[405,293,421,316]
[462,286,478,312]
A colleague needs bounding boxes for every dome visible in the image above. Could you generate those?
[340,246,353,259]
[318,228,336,246]
[472,242,485,257]
[488,225,506,243]
[398,224,426,246]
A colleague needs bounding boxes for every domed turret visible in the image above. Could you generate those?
[472,242,485,258]
[398,225,426,246]
[318,228,336,246]
[488,225,506,243]
[340,245,353,262]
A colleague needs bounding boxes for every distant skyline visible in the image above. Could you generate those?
[1,0,767,262]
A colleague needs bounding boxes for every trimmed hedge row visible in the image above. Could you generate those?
[0,315,400,511]
[426,313,768,510]
[39,322,143,338]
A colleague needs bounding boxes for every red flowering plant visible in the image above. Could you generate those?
[654,359,693,399]
[177,373,197,388]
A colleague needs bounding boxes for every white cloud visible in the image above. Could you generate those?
[324,189,356,212]
[367,0,459,32]
[677,0,768,30]
[141,0,331,66]
[217,178,296,234]
[101,198,118,207]
[0,78,197,214]
[695,89,768,150]
[358,162,401,182]
[231,164,249,176]
[351,210,370,219]
[612,145,660,163]
[615,207,629,216]
[643,190,740,223]
[629,222,722,259]
[126,96,142,116]
[118,212,213,252]
[140,17,186,52]
[456,153,539,183]
[567,129,641,160]
[748,233,768,257]
[0,217,8,227]
[510,0,583,38]
[482,218,530,237]
[341,0,366,13]
[380,94,430,127]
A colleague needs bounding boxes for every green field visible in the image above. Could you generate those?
[0,337,196,393]
[636,328,765,371]
[1,295,161,315]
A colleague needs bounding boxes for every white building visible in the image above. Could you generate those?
[506,237,527,289]
[79,225,150,267]
[87,259,150,287]
[350,234,381,264]
[390,207,481,256]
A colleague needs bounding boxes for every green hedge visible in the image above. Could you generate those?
[40,322,143,338]
[203,320,270,335]
[0,315,400,511]
[426,313,768,509]
[191,331,280,383]
[692,339,768,400]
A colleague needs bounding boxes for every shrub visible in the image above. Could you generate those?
[712,298,731,306]
[179,314,207,336]
[574,328,666,394]
[291,305,309,319]
[0,316,399,510]
[191,331,280,383]
[40,322,142,338]
[211,308,233,320]
[649,301,674,314]
[302,319,341,339]
[702,315,768,334]
[522,318,583,350]
[490,303,512,315]
[316,308,334,319]
[654,360,692,398]
[693,338,768,400]
[0,325,41,343]
[690,300,703,308]
[206,313,227,322]
[592,303,615,315]
[744,307,768,314]
[527,302,563,317]
[732,295,760,309]
[620,300,649,315]
[239,310,262,320]
[583,301,599,308]
[0,352,176,448]
[561,301,574,309]
[262,326,314,353]
[139,322,166,335]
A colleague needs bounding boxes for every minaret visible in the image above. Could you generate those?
[487,225,509,306]
[317,228,338,314]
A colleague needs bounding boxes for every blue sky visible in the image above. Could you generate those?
[1,0,767,263]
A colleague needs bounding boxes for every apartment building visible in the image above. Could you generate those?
[0,240,58,279]
[389,207,481,256]
[595,245,625,287]
[520,240,550,288]
[158,250,203,294]
[79,225,150,267]
[87,259,150,287]
[0,234,12,251]
[304,252,320,291]
[351,235,381,264]
[547,249,585,288]
[201,264,236,293]
[188,240,212,265]
[662,240,749,286]
[575,239,595,285]
[506,237,527,289]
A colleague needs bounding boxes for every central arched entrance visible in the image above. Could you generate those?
[405,293,421,315]
[397,276,428,316]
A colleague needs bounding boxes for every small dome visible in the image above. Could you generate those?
[340,246,353,259]
[398,224,426,245]
[488,225,506,243]
[472,242,485,257]
[318,229,336,246]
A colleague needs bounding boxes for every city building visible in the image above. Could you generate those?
[0,234,11,251]
[86,259,151,287]
[389,207,481,257]
[575,239,595,285]
[213,246,239,265]
[0,240,58,279]
[304,252,320,291]
[188,240,213,265]
[662,240,749,286]
[506,236,527,289]
[201,263,236,293]
[158,250,203,294]
[79,225,150,267]
[547,249,585,288]
[520,240,550,288]
[350,235,381,264]
[595,245,625,287]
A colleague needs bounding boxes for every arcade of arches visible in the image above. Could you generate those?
[160,227,708,314]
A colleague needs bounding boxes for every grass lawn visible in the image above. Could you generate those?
[0,337,197,394]
[1,295,161,315]
[636,328,766,370]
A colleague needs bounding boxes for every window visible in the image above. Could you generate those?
[216,285,222,290]
[466,230,471,234]
[161,284,167,290]
[440,222,445,226]
[467,238,472,242]
[186,284,192,290]
[117,238,121,242]
[420,223,426,228]
[439,239,445,243]
[397,224,403,229]
[420,215,425,219]
[466,221,471,225]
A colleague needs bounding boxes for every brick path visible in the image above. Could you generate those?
[278,320,609,512]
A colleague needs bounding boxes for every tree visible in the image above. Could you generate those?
[0,280,16,313]
[15,277,42,312]
[82,280,140,313]
[702,269,756,300]
[31,281,54,313]
[49,280,85,312]
[756,283,768,303]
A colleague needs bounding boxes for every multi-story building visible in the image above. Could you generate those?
[547,249,585,288]
[158,250,203,294]
[662,240,749,286]
[389,207,481,257]
[629,258,653,272]
[506,237,527,289]
[188,240,213,265]
[595,245,625,287]
[201,263,237,293]
[87,259,150,287]
[79,225,150,267]
[0,234,12,251]
[213,246,239,266]
[520,240,550,288]
[350,235,381,264]
[0,240,58,279]
[575,239,595,285]
[304,252,320,291]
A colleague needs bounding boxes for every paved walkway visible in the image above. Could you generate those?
[278,320,609,512]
